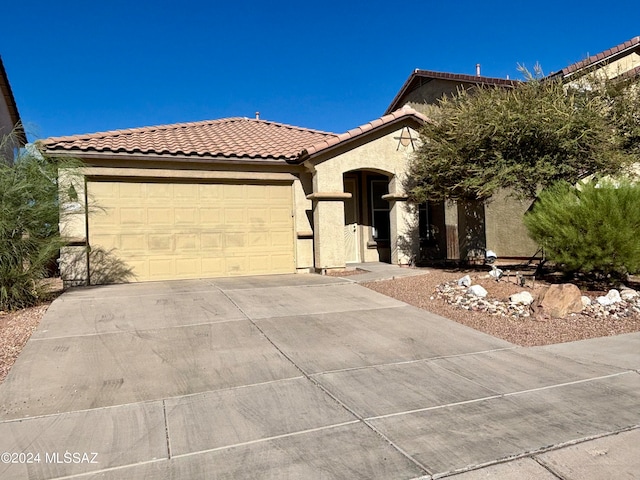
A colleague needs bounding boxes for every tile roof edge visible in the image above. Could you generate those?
[384,68,519,114]
[295,107,428,163]
[556,36,640,78]
[40,116,337,145]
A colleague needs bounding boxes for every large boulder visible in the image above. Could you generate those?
[534,284,584,318]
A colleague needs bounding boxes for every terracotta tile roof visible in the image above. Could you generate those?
[40,117,337,161]
[551,36,640,78]
[0,56,26,144]
[385,69,519,114]
[295,106,428,162]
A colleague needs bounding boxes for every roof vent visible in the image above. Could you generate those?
[255,111,260,120]
[476,64,481,76]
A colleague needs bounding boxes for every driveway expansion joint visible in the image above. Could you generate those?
[215,284,434,477]
[532,456,566,480]
[162,399,172,460]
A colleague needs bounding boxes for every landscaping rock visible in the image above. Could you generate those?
[510,291,534,305]
[489,266,504,281]
[597,289,622,306]
[620,288,639,301]
[457,275,472,287]
[467,285,488,298]
[536,283,584,318]
[581,295,592,307]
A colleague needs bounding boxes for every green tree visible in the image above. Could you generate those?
[0,133,78,310]
[406,69,637,202]
[524,180,640,281]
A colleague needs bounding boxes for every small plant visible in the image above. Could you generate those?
[524,180,640,282]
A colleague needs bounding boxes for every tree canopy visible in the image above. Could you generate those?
[406,70,640,202]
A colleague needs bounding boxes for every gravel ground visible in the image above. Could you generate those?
[0,304,50,383]
[0,279,63,383]
[363,268,640,347]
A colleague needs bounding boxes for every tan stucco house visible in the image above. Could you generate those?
[0,56,26,163]
[40,36,640,285]
[42,108,427,285]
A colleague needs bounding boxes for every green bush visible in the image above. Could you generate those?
[524,180,640,280]
[0,140,74,310]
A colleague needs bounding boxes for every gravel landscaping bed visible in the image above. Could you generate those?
[0,304,50,383]
[0,279,63,383]
[363,268,640,346]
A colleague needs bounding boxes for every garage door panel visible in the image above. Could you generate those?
[201,257,224,275]
[91,234,119,250]
[120,208,146,225]
[148,234,173,252]
[248,231,268,247]
[201,233,222,250]
[176,234,198,251]
[200,208,221,225]
[198,184,222,199]
[119,182,146,199]
[148,208,173,225]
[88,181,294,282]
[225,257,248,275]
[149,258,174,278]
[223,184,245,199]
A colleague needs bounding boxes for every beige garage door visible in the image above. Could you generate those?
[87,180,295,282]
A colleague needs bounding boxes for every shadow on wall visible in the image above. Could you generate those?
[396,202,421,265]
[458,199,486,261]
[62,247,136,286]
[89,248,136,285]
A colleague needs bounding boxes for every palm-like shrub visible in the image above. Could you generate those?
[524,180,640,281]
[0,139,72,310]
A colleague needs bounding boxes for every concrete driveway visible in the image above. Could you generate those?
[0,272,639,479]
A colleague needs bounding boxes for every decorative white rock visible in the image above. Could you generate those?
[489,266,504,280]
[620,289,639,301]
[597,289,622,306]
[457,275,472,287]
[509,291,534,305]
[581,296,592,307]
[467,285,488,298]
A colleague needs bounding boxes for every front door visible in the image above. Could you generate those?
[343,178,359,263]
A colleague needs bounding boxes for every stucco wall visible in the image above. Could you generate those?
[306,124,421,268]
[484,189,539,259]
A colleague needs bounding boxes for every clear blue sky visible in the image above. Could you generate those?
[1,0,638,141]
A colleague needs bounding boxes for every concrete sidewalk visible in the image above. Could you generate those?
[0,266,638,479]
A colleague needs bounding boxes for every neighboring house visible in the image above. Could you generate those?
[40,36,640,285]
[0,55,26,163]
[41,109,427,285]
[387,36,640,264]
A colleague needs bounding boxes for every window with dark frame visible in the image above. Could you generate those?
[370,179,390,242]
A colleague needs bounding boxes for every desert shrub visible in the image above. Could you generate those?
[524,180,640,281]
[0,139,78,310]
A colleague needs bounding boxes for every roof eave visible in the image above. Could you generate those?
[384,70,519,115]
[41,149,297,166]
[557,36,640,80]
[294,112,427,164]
[0,56,26,145]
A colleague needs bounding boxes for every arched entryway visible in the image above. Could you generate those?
[343,170,392,264]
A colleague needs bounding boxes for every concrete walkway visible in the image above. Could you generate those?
[0,265,638,479]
